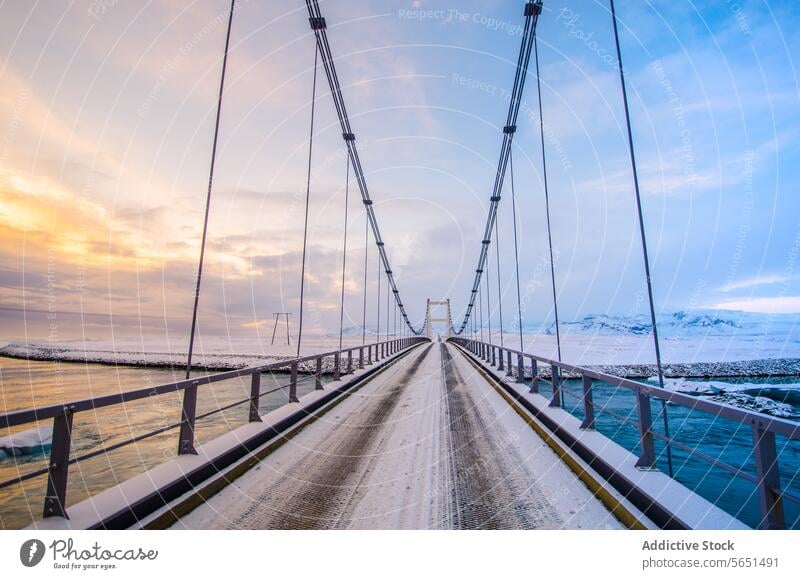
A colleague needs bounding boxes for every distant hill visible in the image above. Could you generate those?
[544,310,799,338]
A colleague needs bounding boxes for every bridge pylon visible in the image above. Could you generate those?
[425,298,451,339]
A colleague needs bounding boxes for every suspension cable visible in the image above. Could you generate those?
[337,154,350,349]
[184,0,236,381]
[609,0,673,476]
[362,212,368,345]
[386,268,390,339]
[376,250,381,343]
[305,0,420,334]
[453,1,543,335]
[533,35,562,362]
[485,241,492,344]
[296,43,319,357]
[479,283,484,342]
[494,217,505,347]
[178,0,235,456]
[509,148,524,351]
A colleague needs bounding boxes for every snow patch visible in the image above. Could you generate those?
[0,426,52,457]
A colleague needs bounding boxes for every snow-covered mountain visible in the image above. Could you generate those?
[544,310,798,338]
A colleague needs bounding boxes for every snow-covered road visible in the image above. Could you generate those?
[172,341,623,530]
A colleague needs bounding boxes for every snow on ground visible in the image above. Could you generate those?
[1,309,797,376]
[652,377,800,419]
[174,342,623,530]
[0,335,381,372]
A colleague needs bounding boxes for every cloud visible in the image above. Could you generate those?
[721,274,792,293]
[711,296,800,314]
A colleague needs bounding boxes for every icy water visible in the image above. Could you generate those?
[0,357,325,529]
[558,376,800,529]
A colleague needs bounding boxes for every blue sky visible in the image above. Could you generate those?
[0,0,798,340]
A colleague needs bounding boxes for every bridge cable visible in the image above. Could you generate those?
[337,154,351,350]
[485,241,492,344]
[178,0,235,455]
[361,213,368,345]
[183,0,236,382]
[305,0,420,335]
[533,34,562,362]
[376,250,381,343]
[479,283,485,342]
[508,148,525,352]
[452,1,543,335]
[494,218,505,348]
[610,0,673,476]
[296,42,319,357]
[386,268,390,339]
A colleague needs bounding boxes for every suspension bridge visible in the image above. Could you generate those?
[1,0,798,531]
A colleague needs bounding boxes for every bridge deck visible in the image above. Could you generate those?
[172,341,623,530]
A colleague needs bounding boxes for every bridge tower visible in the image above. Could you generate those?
[425,299,451,339]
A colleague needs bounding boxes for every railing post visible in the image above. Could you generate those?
[548,364,561,408]
[516,353,524,383]
[498,348,504,371]
[43,408,74,519]
[751,421,785,529]
[359,347,364,369]
[289,361,300,402]
[334,352,341,381]
[368,345,373,365]
[249,372,262,422]
[178,380,200,455]
[506,350,513,377]
[491,346,496,366]
[347,350,353,373]
[634,388,656,469]
[529,358,539,393]
[579,375,595,430]
[315,356,323,390]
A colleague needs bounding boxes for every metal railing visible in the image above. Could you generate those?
[0,337,427,521]
[450,337,800,529]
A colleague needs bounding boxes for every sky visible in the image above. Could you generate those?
[0,0,798,343]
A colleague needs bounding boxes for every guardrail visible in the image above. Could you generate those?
[450,337,800,529]
[0,337,427,521]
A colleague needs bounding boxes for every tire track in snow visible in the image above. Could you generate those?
[222,344,433,529]
[441,342,564,529]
